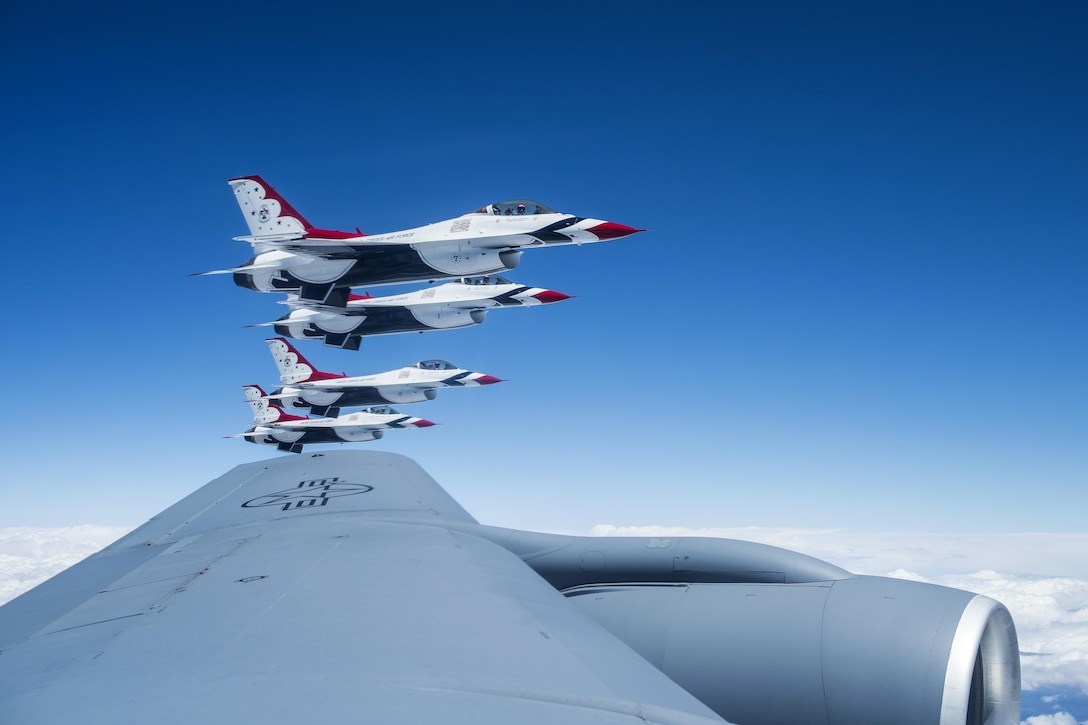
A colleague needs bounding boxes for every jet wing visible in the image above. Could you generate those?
[240,236,393,259]
[0,451,729,724]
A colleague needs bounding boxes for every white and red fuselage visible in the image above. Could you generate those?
[268,275,570,349]
[217,176,642,302]
[264,337,501,413]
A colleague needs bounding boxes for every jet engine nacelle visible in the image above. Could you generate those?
[470,530,1021,725]
[415,246,518,276]
[380,387,438,404]
[233,252,355,292]
[407,306,484,330]
[565,576,1019,725]
[333,427,383,442]
[499,249,522,270]
[289,390,341,408]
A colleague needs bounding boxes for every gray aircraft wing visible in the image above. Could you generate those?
[0,451,728,725]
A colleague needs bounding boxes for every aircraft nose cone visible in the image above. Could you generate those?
[414,419,437,428]
[475,375,503,385]
[587,221,644,240]
[531,290,572,304]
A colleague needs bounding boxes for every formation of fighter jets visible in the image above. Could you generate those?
[214,176,642,451]
[0,178,1023,724]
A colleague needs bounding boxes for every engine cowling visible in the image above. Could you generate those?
[564,578,1018,725]
[499,249,522,270]
[380,387,438,404]
[470,529,1021,725]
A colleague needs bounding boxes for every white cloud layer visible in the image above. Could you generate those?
[0,526,130,605]
[1023,714,1086,725]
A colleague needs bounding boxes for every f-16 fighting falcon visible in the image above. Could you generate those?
[263,337,502,416]
[232,385,435,453]
[199,175,644,303]
[256,275,571,349]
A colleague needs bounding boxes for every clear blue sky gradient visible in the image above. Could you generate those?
[2,2,1085,536]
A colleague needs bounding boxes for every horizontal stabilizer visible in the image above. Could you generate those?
[232,233,307,244]
[190,261,291,277]
[257,392,294,401]
[278,298,368,316]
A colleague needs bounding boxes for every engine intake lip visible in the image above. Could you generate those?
[942,595,1021,725]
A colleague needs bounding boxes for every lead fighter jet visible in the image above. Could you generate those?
[200,175,644,303]
[231,385,435,453]
[263,337,502,415]
[256,275,571,349]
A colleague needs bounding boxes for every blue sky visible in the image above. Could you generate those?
[2,2,1087,717]
[5,1,1083,532]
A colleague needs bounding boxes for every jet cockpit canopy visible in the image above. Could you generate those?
[461,275,511,286]
[364,405,399,415]
[414,360,457,371]
[473,200,556,216]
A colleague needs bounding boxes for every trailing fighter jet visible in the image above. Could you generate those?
[199,175,644,303]
[255,275,572,350]
[232,385,435,453]
[262,337,502,415]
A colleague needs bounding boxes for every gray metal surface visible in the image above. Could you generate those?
[0,451,728,725]
[566,577,1021,725]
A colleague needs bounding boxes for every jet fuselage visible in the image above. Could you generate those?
[221,177,641,301]
[271,277,569,348]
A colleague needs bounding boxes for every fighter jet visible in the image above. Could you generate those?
[256,275,571,349]
[232,385,435,453]
[199,175,643,303]
[262,337,502,415]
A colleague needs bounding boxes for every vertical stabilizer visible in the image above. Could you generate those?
[229,176,313,237]
[265,337,340,384]
[243,384,305,424]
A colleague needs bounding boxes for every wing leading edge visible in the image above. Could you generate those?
[0,452,729,725]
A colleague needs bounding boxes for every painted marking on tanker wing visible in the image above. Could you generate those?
[242,477,374,512]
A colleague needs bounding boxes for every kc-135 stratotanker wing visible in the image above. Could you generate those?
[255,274,571,350]
[230,385,435,453]
[198,175,644,303]
[0,452,1020,724]
[263,336,501,416]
